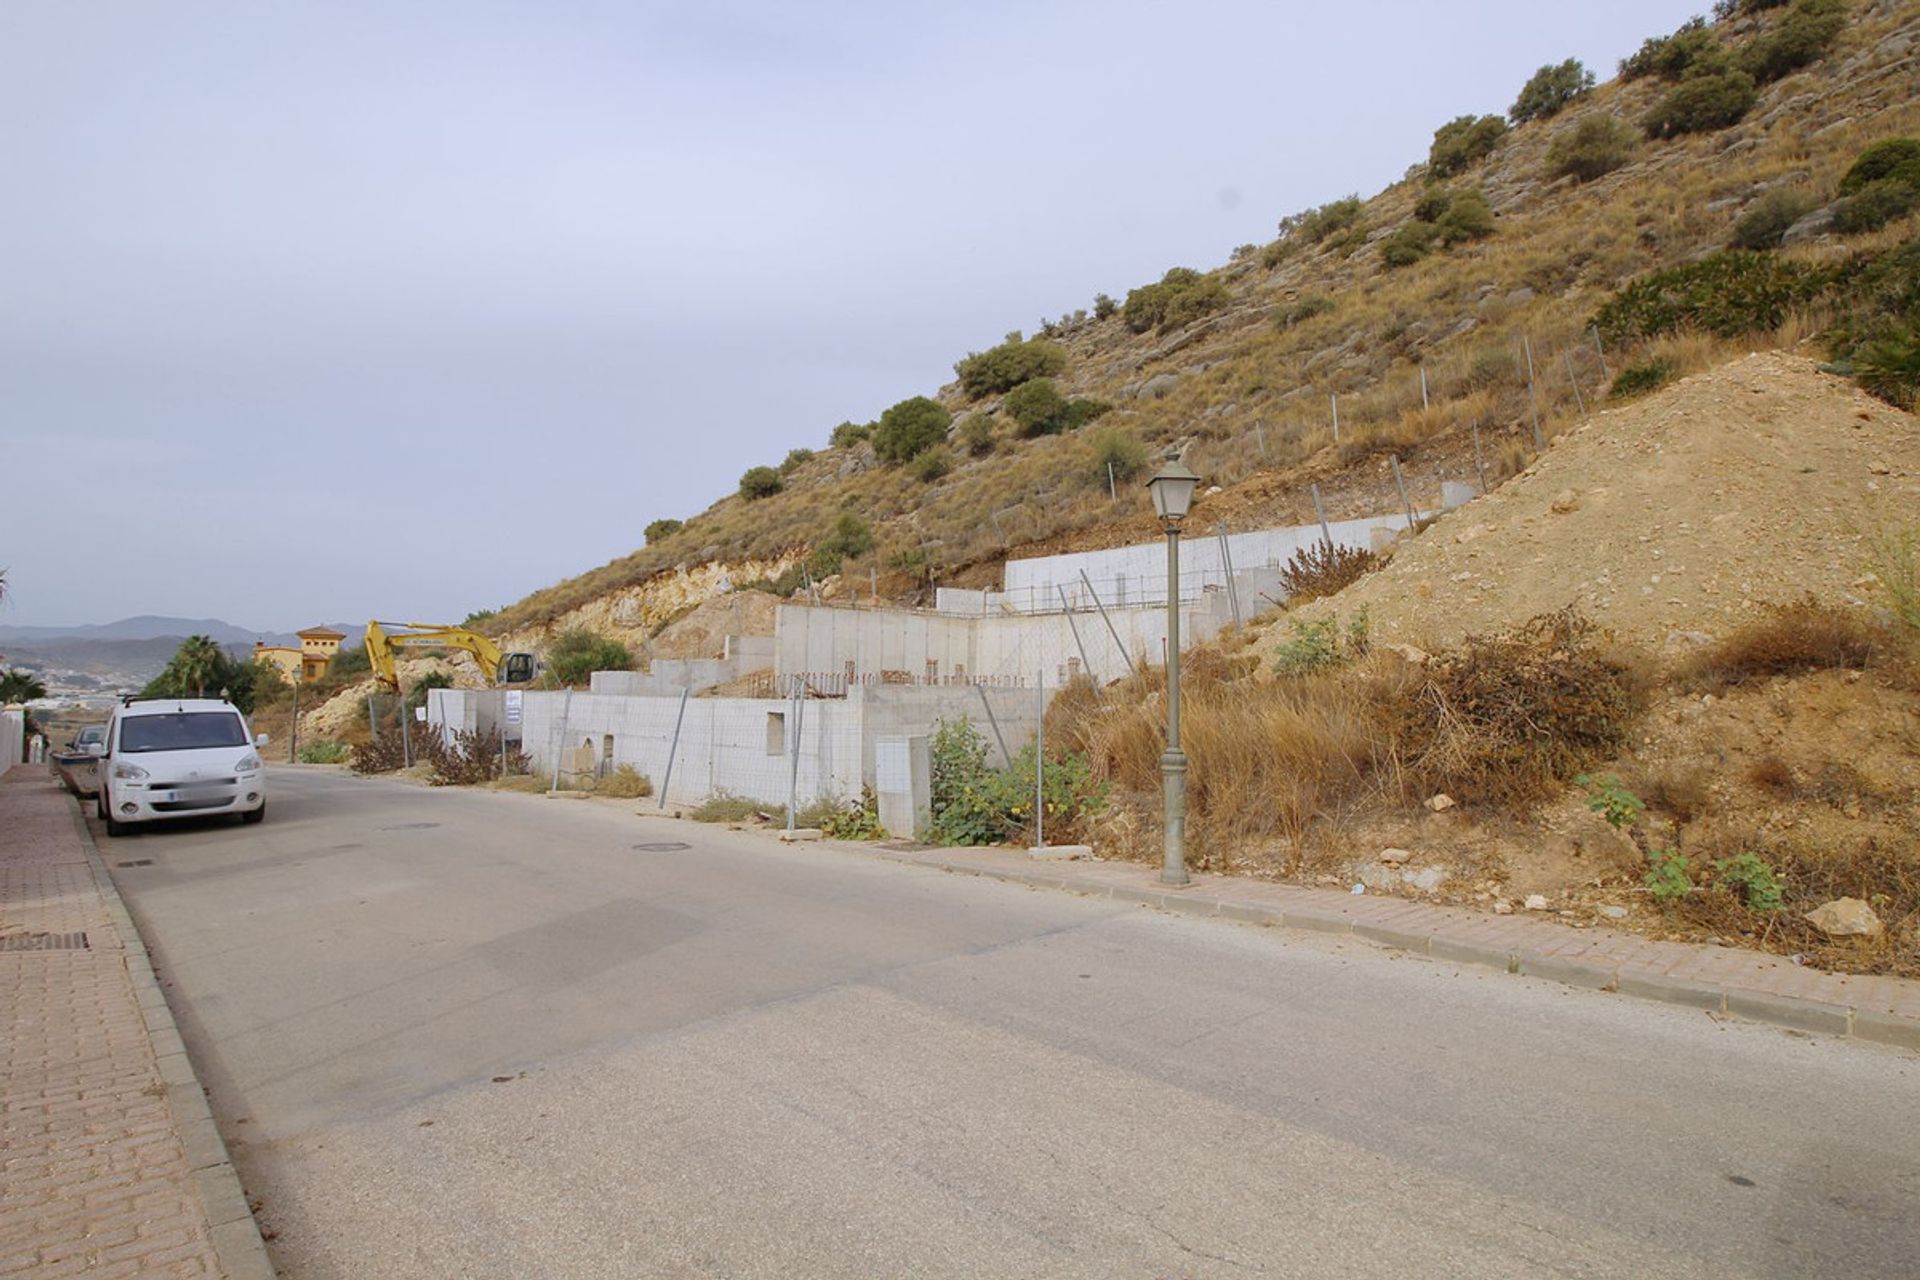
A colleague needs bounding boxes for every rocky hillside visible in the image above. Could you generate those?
[492,0,1920,647]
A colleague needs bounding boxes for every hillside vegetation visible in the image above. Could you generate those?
[490,0,1920,642]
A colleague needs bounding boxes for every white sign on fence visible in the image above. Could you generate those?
[504,690,523,726]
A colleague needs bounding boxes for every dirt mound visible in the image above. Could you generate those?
[302,654,479,738]
[1282,352,1920,650]
[648,590,779,661]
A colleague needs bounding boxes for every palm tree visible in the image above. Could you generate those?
[0,668,48,704]
[170,635,228,697]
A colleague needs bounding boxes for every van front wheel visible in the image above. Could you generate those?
[242,804,266,825]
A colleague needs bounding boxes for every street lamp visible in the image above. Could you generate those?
[1146,459,1200,886]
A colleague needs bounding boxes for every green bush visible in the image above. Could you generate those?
[829,421,871,448]
[1831,178,1920,234]
[1093,292,1118,319]
[739,465,783,499]
[1608,358,1680,400]
[406,669,453,712]
[1645,848,1692,903]
[927,718,1106,847]
[1852,322,1920,410]
[1280,195,1365,244]
[1275,294,1336,329]
[806,512,874,578]
[643,517,683,544]
[1730,188,1818,249]
[1737,0,1846,84]
[956,413,995,456]
[872,396,952,462]
[1435,189,1495,244]
[780,447,814,473]
[1412,188,1453,223]
[1620,17,1719,81]
[1825,241,1920,409]
[1641,69,1757,138]
[1591,251,1828,343]
[1122,267,1229,333]
[1714,851,1784,912]
[800,789,886,840]
[1087,427,1148,482]
[329,644,372,679]
[912,446,953,482]
[546,629,635,685]
[1382,221,1440,268]
[1428,114,1508,178]
[1273,612,1369,676]
[1065,397,1111,429]
[1005,378,1073,436]
[688,792,765,823]
[298,740,350,764]
[1840,137,1920,195]
[1544,115,1637,183]
[953,334,1067,398]
[1510,58,1594,123]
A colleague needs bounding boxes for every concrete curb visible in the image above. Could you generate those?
[843,839,1920,1052]
[67,801,277,1280]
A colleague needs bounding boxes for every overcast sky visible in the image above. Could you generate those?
[1,0,1700,631]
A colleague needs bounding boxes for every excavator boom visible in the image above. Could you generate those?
[364,621,534,692]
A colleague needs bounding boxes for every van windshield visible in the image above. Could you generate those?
[119,713,247,754]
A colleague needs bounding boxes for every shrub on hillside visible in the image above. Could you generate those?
[1510,58,1594,123]
[780,447,814,473]
[1278,541,1379,604]
[1122,267,1229,333]
[546,628,634,685]
[739,465,783,499]
[405,669,453,712]
[1591,250,1828,343]
[929,717,1105,847]
[1544,115,1637,183]
[1382,221,1440,268]
[1607,358,1680,399]
[1737,0,1847,85]
[298,740,350,764]
[1831,179,1920,235]
[1620,17,1719,81]
[829,421,871,448]
[1086,427,1148,482]
[1641,69,1757,138]
[912,446,953,482]
[953,334,1068,398]
[329,645,372,679]
[1279,196,1365,244]
[1093,292,1118,319]
[1275,294,1336,330]
[1730,188,1818,249]
[1428,114,1508,178]
[1840,138,1920,196]
[1435,189,1495,244]
[807,512,874,578]
[872,395,951,462]
[643,517,683,544]
[1005,379,1073,436]
[1827,241,1920,409]
[956,413,995,456]
[1852,323,1920,410]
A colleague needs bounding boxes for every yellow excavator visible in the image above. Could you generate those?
[364,621,539,693]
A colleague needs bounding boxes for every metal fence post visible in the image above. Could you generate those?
[658,687,690,810]
[1564,349,1588,417]
[974,684,1011,765]
[1078,569,1129,670]
[1216,522,1242,626]
[1310,483,1334,551]
[1034,668,1044,850]
[1057,585,1101,688]
[289,681,299,763]
[1390,455,1416,531]
[1523,333,1544,449]
[1472,421,1489,493]
[1330,392,1341,442]
[786,677,802,831]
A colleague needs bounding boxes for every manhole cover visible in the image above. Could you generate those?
[0,931,90,953]
[633,842,691,852]
[379,823,441,831]
[116,859,155,868]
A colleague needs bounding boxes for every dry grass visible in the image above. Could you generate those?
[1682,596,1885,689]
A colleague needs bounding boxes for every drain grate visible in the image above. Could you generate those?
[0,931,90,953]
[379,823,441,831]
[116,859,155,868]
[633,842,691,853]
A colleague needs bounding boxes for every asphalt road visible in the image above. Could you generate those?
[98,768,1919,1279]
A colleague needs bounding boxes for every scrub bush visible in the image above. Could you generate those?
[872,396,952,462]
[1510,58,1594,123]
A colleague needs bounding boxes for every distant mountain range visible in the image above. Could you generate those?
[0,616,356,647]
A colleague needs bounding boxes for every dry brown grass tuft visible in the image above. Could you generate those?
[1277,541,1380,604]
[1745,754,1796,795]
[1683,596,1884,689]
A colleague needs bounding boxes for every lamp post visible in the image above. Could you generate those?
[1146,459,1200,886]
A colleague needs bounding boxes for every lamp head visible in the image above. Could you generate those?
[1146,459,1201,528]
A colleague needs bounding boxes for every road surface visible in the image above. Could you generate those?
[99,768,1919,1278]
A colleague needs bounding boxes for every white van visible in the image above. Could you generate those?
[90,697,269,835]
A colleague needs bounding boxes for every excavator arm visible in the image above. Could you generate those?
[365,621,526,692]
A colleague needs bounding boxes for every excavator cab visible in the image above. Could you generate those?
[499,652,537,685]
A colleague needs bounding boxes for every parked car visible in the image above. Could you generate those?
[88,697,269,835]
[51,724,106,797]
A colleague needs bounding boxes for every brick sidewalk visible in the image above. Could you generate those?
[0,769,268,1279]
[847,837,1920,1050]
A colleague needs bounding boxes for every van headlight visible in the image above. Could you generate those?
[235,754,261,773]
[112,762,150,781]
